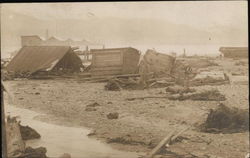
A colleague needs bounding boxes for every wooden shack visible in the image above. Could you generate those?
[219,47,248,58]
[90,47,140,76]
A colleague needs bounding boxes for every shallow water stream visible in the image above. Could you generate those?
[5,105,140,158]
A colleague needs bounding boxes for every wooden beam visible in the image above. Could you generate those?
[146,130,176,158]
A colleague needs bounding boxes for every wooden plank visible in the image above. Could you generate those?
[146,130,176,158]
[170,126,190,144]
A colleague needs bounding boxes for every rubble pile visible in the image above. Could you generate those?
[165,85,196,94]
[17,147,48,158]
[190,72,229,86]
[19,125,41,140]
[105,78,142,91]
[188,89,226,101]
[168,89,226,101]
[201,103,249,133]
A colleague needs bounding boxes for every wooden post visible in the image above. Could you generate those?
[1,81,7,158]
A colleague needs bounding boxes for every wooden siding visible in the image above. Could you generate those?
[90,47,140,76]
[143,49,175,75]
[122,49,140,74]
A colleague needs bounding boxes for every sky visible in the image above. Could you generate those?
[2,2,248,30]
[1,2,248,57]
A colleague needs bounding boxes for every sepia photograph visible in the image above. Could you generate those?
[1,1,249,158]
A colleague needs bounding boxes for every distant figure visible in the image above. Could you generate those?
[183,64,192,88]
[139,57,150,89]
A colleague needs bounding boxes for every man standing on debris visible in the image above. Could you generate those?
[139,56,150,89]
[183,64,192,88]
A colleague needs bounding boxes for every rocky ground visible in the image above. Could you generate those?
[3,58,249,158]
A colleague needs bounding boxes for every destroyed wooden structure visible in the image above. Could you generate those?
[6,46,83,77]
[140,49,176,77]
[90,47,140,76]
[219,47,248,59]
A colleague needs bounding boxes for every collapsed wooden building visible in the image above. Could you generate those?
[140,49,176,77]
[90,47,140,76]
[6,46,83,76]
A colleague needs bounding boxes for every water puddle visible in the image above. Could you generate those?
[5,105,140,158]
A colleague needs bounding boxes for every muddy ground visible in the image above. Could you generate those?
[4,58,249,158]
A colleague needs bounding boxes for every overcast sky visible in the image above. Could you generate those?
[2,1,248,30]
[1,2,248,57]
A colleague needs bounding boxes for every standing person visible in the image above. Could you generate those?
[183,64,192,88]
[139,57,150,89]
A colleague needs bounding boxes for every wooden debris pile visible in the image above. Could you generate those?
[190,71,229,86]
[165,85,196,94]
[105,78,142,91]
[201,103,249,133]
[17,147,48,158]
[168,89,226,101]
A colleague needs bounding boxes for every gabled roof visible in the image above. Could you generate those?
[6,46,71,73]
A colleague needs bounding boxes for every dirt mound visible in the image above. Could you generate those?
[168,89,226,101]
[17,147,48,158]
[19,125,41,140]
[201,103,249,133]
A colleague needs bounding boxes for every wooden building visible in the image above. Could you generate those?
[90,47,140,76]
[219,47,248,58]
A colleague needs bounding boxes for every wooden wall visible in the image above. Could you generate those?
[91,48,140,76]
[143,49,175,76]
[122,48,140,74]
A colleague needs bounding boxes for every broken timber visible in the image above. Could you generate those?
[146,126,190,158]
[126,96,167,101]
[146,130,176,158]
